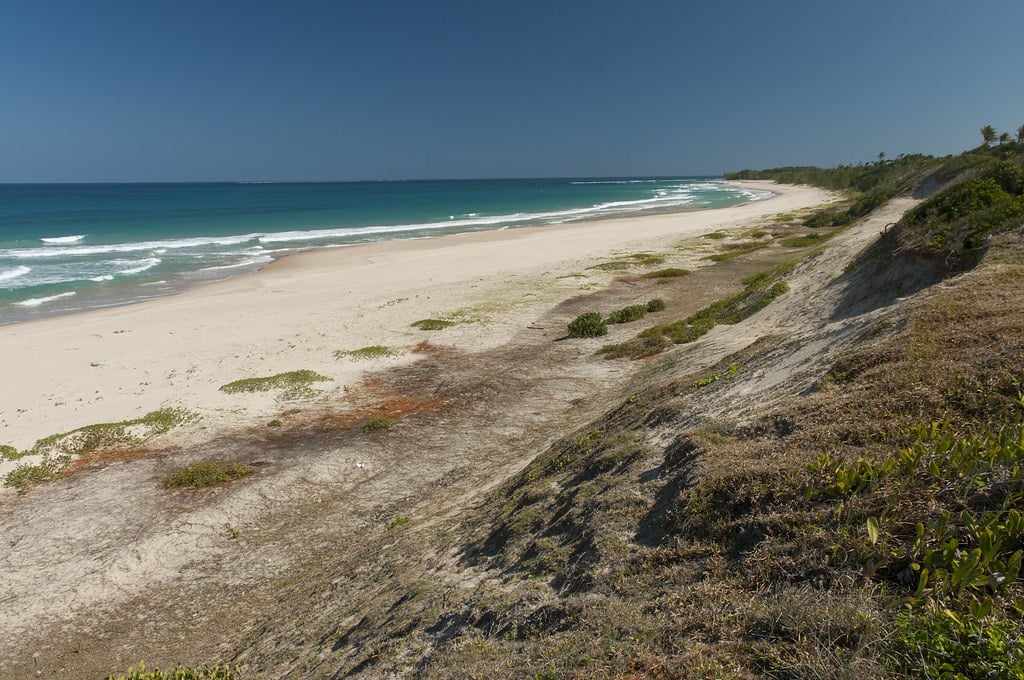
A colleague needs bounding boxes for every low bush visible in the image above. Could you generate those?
[645,298,666,313]
[567,312,608,338]
[607,305,647,324]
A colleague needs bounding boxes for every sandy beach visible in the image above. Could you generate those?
[0,180,833,461]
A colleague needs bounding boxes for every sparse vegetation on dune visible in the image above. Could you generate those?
[105,663,241,680]
[334,345,400,360]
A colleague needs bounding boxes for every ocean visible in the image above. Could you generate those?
[0,178,770,324]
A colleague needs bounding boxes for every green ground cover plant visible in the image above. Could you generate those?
[411,318,455,330]
[780,231,835,248]
[334,345,399,360]
[163,461,254,489]
[105,663,241,679]
[645,298,666,312]
[363,417,397,431]
[219,370,331,396]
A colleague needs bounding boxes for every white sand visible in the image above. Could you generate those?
[0,181,834,458]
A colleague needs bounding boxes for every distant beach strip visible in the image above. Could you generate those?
[0,178,771,323]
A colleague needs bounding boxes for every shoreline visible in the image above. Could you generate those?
[0,180,835,457]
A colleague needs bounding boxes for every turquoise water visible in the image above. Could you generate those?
[0,178,770,323]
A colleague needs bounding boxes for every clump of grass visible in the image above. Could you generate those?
[219,370,331,395]
[411,318,455,331]
[0,444,22,460]
[642,267,690,279]
[646,298,666,313]
[105,662,241,679]
[703,231,729,240]
[607,304,648,324]
[267,419,282,427]
[781,231,834,248]
[334,345,399,360]
[4,460,61,492]
[163,461,254,489]
[363,417,397,432]
[567,312,608,338]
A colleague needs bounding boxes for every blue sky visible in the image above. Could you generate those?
[1,0,1022,182]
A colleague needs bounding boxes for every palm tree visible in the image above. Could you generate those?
[981,125,997,146]
[999,132,1010,145]
[1017,124,1024,144]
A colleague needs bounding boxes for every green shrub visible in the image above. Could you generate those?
[411,318,454,330]
[267,419,282,427]
[164,461,254,489]
[646,298,666,313]
[363,417,396,432]
[567,312,608,338]
[0,444,20,460]
[607,305,648,324]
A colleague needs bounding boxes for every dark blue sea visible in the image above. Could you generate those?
[0,178,771,323]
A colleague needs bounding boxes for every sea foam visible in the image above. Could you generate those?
[14,291,77,307]
[0,265,31,283]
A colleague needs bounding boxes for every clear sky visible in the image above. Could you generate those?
[2,0,1022,182]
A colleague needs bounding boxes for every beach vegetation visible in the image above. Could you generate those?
[163,461,254,489]
[334,345,400,360]
[641,267,690,279]
[601,261,794,359]
[0,444,22,460]
[4,408,199,492]
[703,230,729,240]
[411,318,455,330]
[388,516,411,529]
[607,304,648,324]
[590,252,666,271]
[363,417,396,432]
[104,662,241,679]
[267,419,282,427]
[567,312,608,338]
[645,298,666,312]
[219,370,332,397]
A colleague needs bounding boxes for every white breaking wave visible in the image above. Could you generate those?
[40,234,85,245]
[199,255,274,272]
[1,233,261,260]
[89,275,114,282]
[0,265,31,283]
[14,291,77,307]
[116,257,162,275]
